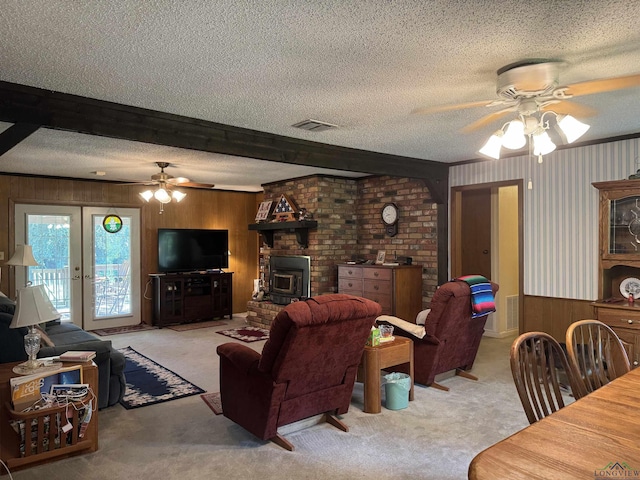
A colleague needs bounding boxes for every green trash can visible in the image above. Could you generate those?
[383,372,411,410]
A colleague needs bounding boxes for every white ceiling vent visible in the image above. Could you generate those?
[292,119,338,132]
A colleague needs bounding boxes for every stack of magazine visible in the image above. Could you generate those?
[10,364,87,411]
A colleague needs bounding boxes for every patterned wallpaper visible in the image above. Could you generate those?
[450,137,640,300]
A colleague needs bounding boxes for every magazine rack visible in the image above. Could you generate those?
[0,362,98,472]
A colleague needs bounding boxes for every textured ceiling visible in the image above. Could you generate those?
[1,0,640,191]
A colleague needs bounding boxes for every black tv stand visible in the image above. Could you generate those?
[151,272,233,327]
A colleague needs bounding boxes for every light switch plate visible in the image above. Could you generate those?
[0,251,4,260]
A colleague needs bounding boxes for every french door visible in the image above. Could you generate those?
[14,204,141,330]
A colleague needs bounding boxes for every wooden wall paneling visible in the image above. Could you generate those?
[0,173,260,325]
[523,295,596,343]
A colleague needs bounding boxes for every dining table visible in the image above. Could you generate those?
[468,367,640,479]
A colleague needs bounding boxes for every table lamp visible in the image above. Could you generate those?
[9,284,61,372]
[6,244,39,269]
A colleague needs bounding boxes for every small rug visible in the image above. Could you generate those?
[201,392,223,415]
[217,326,270,343]
[118,346,205,409]
[93,324,155,336]
[166,320,228,332]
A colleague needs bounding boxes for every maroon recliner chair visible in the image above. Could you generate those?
[216,294,381,450]
[378,280,499,390]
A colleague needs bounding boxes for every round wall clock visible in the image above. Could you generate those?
[381,203,399,237]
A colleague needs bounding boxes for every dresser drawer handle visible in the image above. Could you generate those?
[634,361,639,366]
[374,285,379,290]
[348,270,353,275]
[622,319,635,324]
[374,272,379,277]
[348,282,353,288]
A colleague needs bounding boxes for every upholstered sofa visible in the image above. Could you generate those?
[0,295,126,409]
[217,294,381,450]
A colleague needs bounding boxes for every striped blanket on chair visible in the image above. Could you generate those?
[454,274,496,318]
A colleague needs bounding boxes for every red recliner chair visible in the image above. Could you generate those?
[378,280,499,390]
[216,294,381,450]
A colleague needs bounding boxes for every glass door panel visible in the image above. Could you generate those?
[15,205,82,325]
[82,207,140,330]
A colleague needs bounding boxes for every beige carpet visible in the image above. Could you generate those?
[11,315,527,480]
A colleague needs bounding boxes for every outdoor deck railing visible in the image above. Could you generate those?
[30,264,130,316]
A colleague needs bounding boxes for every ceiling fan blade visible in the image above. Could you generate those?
[411,99,497,115]
[461,109,515,133]
[177,181,216,189]
[167,177,191,185]
[540,100,597,118]
[564,73,640,97]
[116,181,157,186]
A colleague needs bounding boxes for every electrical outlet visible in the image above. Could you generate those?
[0,251,4,260]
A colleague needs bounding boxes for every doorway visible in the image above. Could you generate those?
[451,180,523,337]
[14,204,141,330]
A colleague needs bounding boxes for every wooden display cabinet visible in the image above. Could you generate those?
[0,361,98,472]
[592,180,640,367]
[152,272,233,327]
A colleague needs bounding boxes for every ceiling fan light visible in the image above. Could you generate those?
[154,188,172,204]
[501,120,526,150]
[557,114,590,143]
[172,190,187,202]
[479,131,504,159]
[139,190,154,202]
[533,131,556,156]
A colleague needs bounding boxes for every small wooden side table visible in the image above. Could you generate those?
[0,361,99,472]
[358,336,414,413]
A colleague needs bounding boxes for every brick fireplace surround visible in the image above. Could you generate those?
[246,174,438,328]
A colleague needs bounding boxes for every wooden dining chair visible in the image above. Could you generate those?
[565,319,631,398]
[510,332,583,424]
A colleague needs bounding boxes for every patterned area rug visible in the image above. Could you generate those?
[217,326,270,343]
[201,392,223,415]
[93,324,155,336]
[118,347,205,409]
[166,320,228,332]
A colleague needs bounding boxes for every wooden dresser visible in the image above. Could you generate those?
[337,264,423,322]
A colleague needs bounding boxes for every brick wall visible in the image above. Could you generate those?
[357,176,439,302]
[261,174,438,308]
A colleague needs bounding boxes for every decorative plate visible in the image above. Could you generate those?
[620,277,640,298]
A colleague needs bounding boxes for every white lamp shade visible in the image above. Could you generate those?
[501,120,526,150]
[6,245,39,266]
[154,188,172,204]
[479,132,503,159]
[172,190,187,202]
[139,190,154,202]
[558,115,590,143]
[533,131,557,156]
[9,284,60,328]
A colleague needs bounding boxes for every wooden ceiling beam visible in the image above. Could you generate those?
[0,81,449,203]
[0,123,40,157]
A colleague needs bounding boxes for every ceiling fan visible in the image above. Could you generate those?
[132,161,215,190]
[412,60,640,159]
[125,162,215,213]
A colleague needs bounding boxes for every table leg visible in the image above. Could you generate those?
[408,340,414,402]
[363,349,381,414]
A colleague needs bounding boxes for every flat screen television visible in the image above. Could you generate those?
[158,228,229,272]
